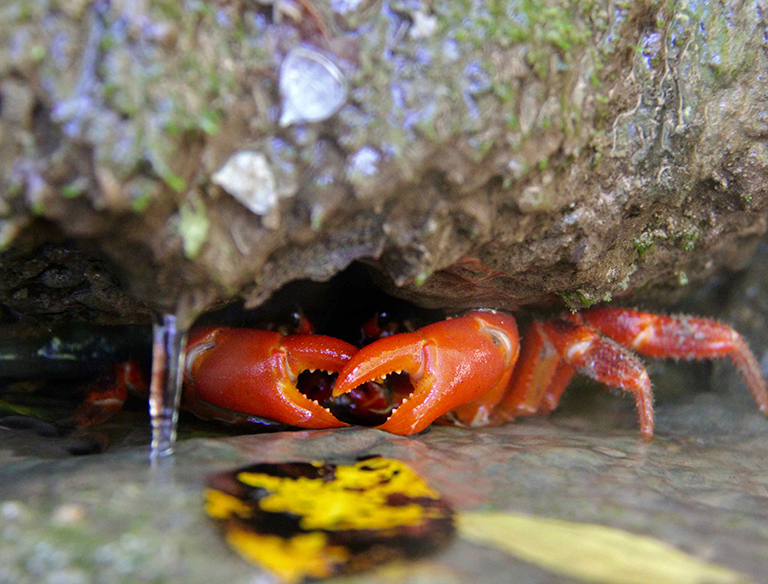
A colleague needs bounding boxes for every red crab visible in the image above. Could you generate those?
[182,326,355,429]
[182,307,768,439]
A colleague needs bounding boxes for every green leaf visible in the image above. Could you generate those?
[178,198,209,259]
[458,512,750,584]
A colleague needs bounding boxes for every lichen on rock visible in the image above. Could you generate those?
[0,0,766,322]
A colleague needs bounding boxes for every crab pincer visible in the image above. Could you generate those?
[184,327,358,428]
[332,311,520,435]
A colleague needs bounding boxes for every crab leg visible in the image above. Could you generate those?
[578,308,768,415]
[534,317,656,439]
[69,361,147,428]
[491,323,562,421]
[332,311,520,435]
[491,321,582,421]
[184,327,357,429]
[536,361,577,414]
[491,317,655,437]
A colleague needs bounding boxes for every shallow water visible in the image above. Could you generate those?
[1,390,767,583]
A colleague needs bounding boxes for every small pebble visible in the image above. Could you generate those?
[51,504,86,525]
[0,501,23,521]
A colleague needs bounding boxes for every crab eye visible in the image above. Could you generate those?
[481,325,515,366]
[185,340,216,381]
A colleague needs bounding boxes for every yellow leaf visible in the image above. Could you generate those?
[235,458,442,531]
[226,528,349,584]
[206,458,454,583]
[457,512,750,584]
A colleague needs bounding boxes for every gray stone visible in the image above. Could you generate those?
[0,1,765,321]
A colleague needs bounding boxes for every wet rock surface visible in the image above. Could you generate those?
[3,239,768,580]
[2,254,768,582]
[1,1,767,320]
[1,398,768,584]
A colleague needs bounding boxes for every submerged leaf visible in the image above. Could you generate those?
[458,512,749,584]
[206,457,454,583]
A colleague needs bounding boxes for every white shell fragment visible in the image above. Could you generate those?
[410,11,438,39]
[212,151,277,216]
[348,146,381,177]
[279,47,347,127]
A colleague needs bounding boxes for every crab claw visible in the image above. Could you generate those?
[332,311,520,435]
[184,327,357,428]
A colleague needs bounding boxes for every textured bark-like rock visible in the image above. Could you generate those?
[1,1,767,322]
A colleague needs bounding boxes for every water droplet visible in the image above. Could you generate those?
[410,11,438,39]
[464,61,491,94]
[349,146,381,177]
[331,0,367,14]
[149,314,187,461]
